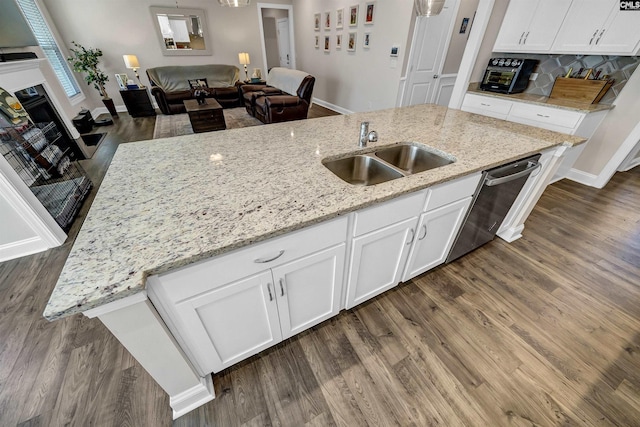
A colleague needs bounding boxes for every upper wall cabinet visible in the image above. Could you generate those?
[493,0,573,53]
[552,0,640,55]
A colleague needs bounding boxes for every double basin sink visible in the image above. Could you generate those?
[323,143,455,186]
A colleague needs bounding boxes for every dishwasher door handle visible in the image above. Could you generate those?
[485,161,541,186]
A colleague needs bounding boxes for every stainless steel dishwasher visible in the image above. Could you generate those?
[446,153,541,263]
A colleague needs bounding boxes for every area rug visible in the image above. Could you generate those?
[153,107,263,139]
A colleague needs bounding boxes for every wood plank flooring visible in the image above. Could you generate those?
[1,108,639,426]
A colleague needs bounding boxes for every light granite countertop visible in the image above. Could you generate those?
[467,83,614,113]
[44,104,585,320]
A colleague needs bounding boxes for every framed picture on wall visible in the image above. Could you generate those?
[336,34,342,49]
[349,5,358,27]
[347,32,356,52]
[336,8,344,29]
[365,2,375,25]
[324,36,330,52]
[314,13,320,31]
[324,11,331,30]
[363,33,371,49]
[315,35,319,48]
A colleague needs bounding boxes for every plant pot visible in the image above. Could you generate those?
[102,98,118,117]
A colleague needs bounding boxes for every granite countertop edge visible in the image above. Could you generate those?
[43,104,586,321]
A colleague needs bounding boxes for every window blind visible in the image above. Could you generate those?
[16,0,81,98]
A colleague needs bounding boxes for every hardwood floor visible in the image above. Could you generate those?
[1,108,638,426]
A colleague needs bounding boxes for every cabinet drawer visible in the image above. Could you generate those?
[424,173,482,211]
[152,216,348,302]
[353,190,426,237]
[509,103,583,132]
[462,94,513,119]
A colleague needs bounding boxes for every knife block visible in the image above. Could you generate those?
[549,77,613,104]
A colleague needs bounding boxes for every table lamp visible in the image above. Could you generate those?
[123,54,144,88]
[238,52,250,82]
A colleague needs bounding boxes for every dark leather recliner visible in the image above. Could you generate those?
[239,68,315,124]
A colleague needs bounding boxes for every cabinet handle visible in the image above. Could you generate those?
[518,31,525,45]
[418,225,427,240]
[406,228,415,245]
[279,278,285,296]
[254,250,285,263]
[267,283,274,301]
[536,113,550,118]
[523,31,529,45]
[595,29,605,45]
[480,103,490,106]
[588,29,599,45]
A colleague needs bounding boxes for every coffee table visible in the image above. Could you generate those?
[183,98,226,133]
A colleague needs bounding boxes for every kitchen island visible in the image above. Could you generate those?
[43,104,584,418]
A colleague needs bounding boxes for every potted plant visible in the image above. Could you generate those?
[67,41,118,117]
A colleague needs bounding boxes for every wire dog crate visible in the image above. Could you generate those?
[0,121,92,231]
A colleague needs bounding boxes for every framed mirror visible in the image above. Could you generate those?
[150,7,212,56]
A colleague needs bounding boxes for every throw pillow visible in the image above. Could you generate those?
[188,78,209,89]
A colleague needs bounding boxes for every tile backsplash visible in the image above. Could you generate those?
[492,54,640,104]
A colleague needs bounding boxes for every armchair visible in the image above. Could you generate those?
[240,67,315,124]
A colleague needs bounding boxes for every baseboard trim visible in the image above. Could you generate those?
[90,105,128,118]
[618,157,640,172]
[0,236,49,262]
[497,224,525,243]
[312,98,353,115]
[564,168,599,187]
[171,374,215,419]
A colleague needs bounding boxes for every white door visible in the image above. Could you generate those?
[402,197,472,282]
[277,18,291,68]
[346,217,418,309]
[174,271,282,373]
[272,244,345,339]
[403,1,457,106]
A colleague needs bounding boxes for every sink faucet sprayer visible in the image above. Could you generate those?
[359,121,378,147]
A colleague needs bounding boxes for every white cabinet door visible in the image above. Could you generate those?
[346,217,418,309]
[552,0,613,53]
[521,0,573,52]
[493,0,538,52]
[272,244,345,339]
[402,197,472,282]
[493,0,572,53]
[594,7,640,54]
[174,271,282,374]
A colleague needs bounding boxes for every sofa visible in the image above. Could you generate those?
[146,64,241,115]
[239,67,315,124]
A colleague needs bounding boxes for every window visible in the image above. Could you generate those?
[16,0,82,99]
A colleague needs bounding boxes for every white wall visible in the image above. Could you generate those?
[0,190,36,245]
[41,0,292,112]
[293,0,414,113]
[442,0,479,74]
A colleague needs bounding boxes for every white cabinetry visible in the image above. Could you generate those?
[552,0,640,55]
[147,217,347,374]
[345,173,481,308]
[345,191,425,309]
[493,0,573,53]
[402,197,471,281]
[462,93,609,181]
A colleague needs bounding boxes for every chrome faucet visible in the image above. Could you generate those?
[359,121,378,147]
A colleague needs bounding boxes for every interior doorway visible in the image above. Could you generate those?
[258,3,295,78]
[401,0,478,107]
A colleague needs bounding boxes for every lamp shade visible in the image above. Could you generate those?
[238,52,250,65]
[219,0,250,7]
[414,0,445,16]
[123,54,140,69]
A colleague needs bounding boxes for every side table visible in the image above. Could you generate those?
[183,98,226,133]
[120,88,156,117]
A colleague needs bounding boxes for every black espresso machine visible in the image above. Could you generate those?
[480,58,538,94]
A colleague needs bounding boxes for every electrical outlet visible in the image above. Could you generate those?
[530,72,538,81]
